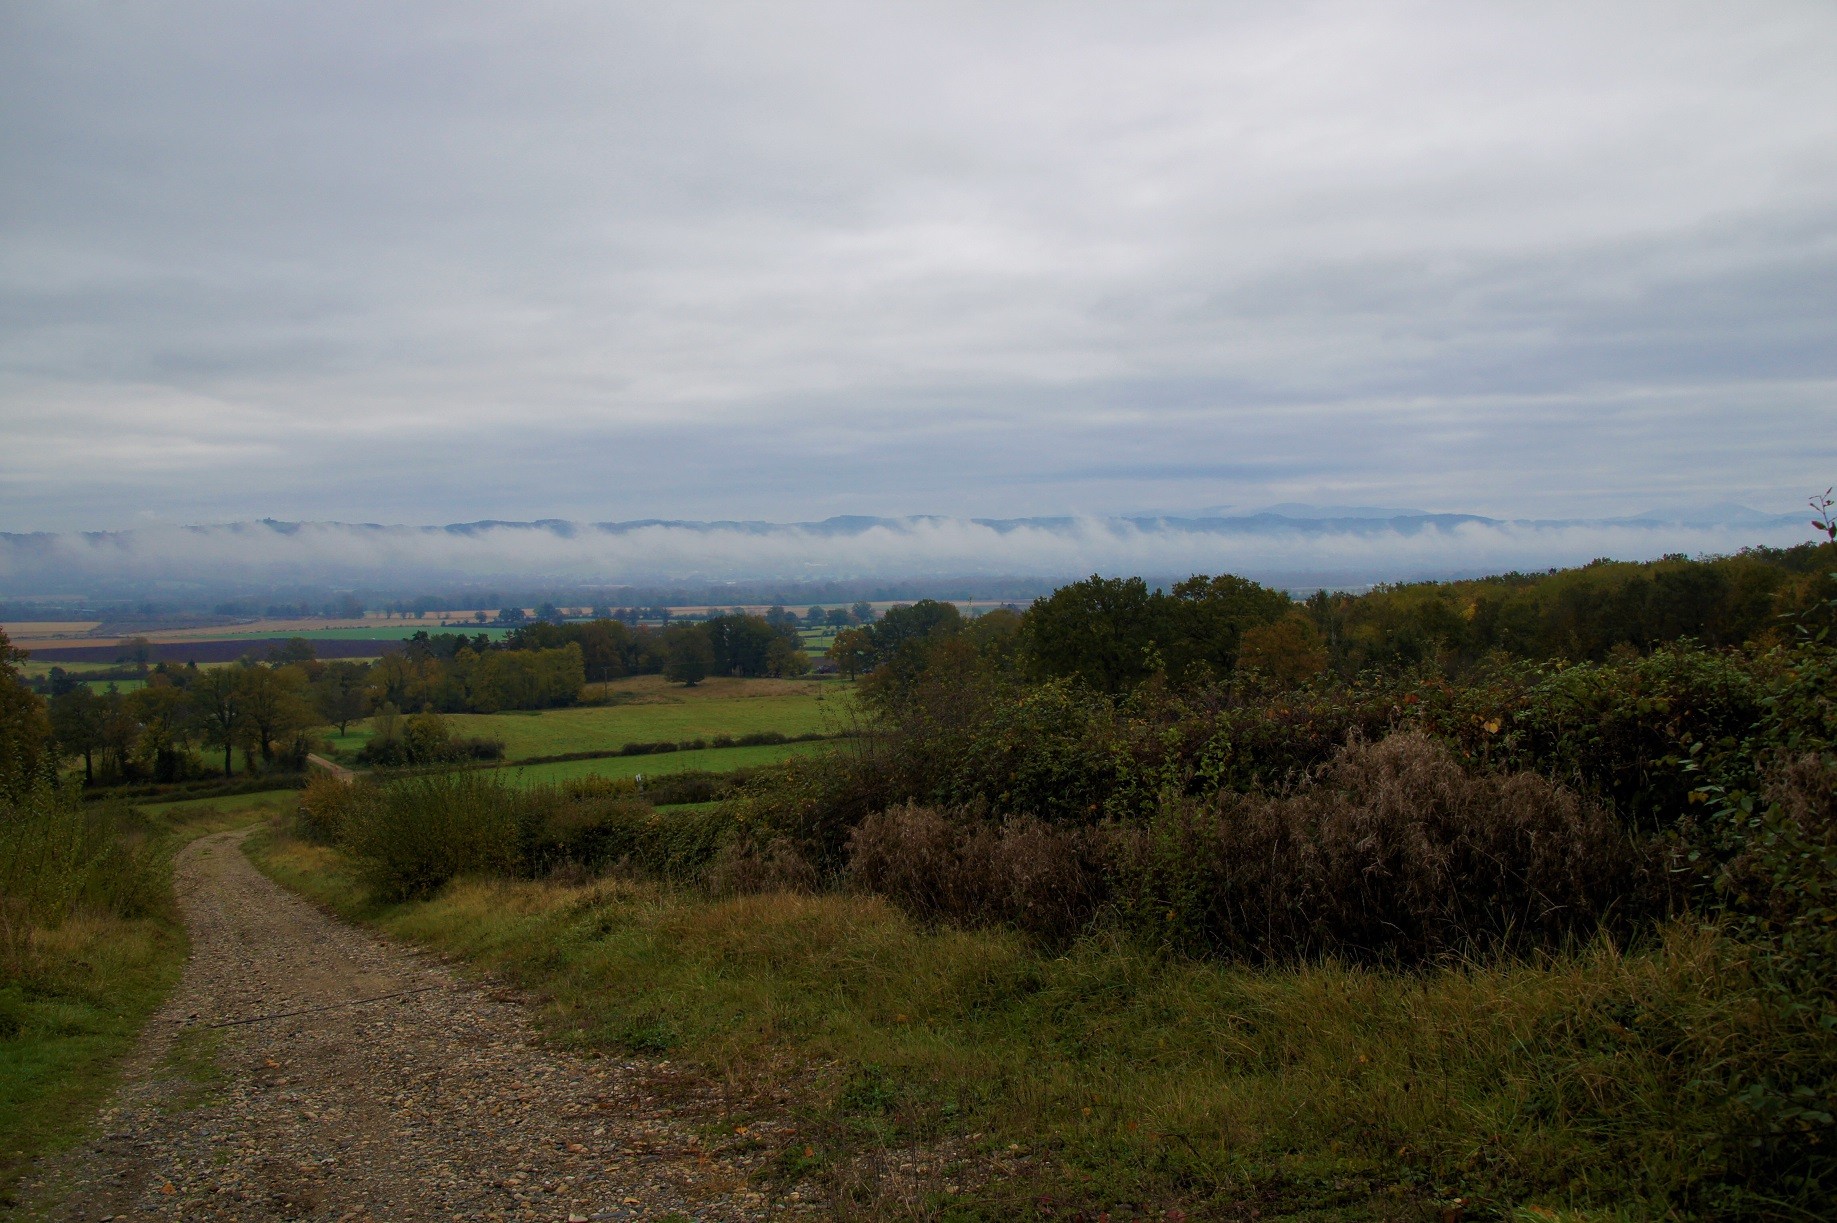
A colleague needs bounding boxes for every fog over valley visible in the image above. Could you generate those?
[0,507,1813,599]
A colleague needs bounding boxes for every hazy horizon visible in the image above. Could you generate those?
[2,504,1820,597]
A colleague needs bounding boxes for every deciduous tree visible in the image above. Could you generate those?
[827,627,873,680]
[187,666,243,777]
[48,685,104,784]
[663,624,714,687]
[312,660,371,734]
[236,665,315,764]
[2,631,53,798]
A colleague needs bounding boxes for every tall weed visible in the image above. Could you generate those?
[0,783,162,980]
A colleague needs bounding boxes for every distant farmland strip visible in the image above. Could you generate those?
[24,638,406,664]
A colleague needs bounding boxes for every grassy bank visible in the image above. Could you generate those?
[0,799,264,1208]
[249,824,1756,1221]
[0,915,181,1208]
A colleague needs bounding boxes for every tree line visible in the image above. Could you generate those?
[827,542,1837,702]
[37,656,325,783]
[381,610,811,686]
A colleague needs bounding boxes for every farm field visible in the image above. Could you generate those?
[17,659,123,678]
[332,675,852,762]
[208,624,514,642]
[0,621,103,641]
[2,615,502,652]
[797,627,839,653]
[16,659,147,692]
[488,740,829,786]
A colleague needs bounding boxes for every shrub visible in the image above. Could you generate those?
[1726,751,1837,1202]
[618,739,680,757]
[726,741,897,874]
[1501,645,1765,831]
[327,770,738,899]
[296,772,378,844]
[847,803,1106,943]
[356,711,504,767]
[704,834,819,895]
[590,802,733,880]
[1693,632,1837,1202]
[641,770,734,806]
[338,771,523,900]
[521,777,730,880]
[1107,731,1646,963]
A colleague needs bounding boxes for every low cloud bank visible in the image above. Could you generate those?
[0,510,1817,594]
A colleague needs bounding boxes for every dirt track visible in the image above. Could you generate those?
[22,830,816,1221]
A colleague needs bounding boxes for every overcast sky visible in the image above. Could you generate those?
[2,1,1834,535]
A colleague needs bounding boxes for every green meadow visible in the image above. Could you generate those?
[330,674,852,763]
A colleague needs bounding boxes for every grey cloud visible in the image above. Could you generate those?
[1,2,1834,536]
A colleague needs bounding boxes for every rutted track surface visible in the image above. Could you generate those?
[22,830,817,1221]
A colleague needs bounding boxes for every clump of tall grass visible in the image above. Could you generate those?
[0,781,164,980]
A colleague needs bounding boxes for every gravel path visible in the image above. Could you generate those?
[22,830,820,1221]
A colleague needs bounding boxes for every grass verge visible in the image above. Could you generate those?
[0,801,264,1208]
[247,824,1759,1221]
